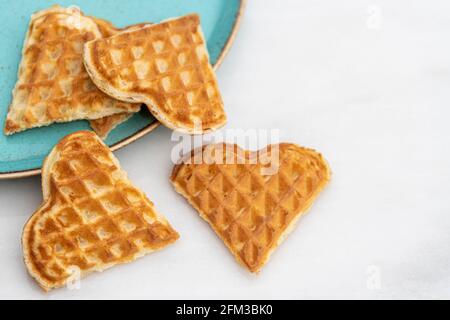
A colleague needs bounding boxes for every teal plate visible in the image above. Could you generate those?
[0,0,245,178]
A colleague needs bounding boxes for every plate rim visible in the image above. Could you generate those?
[0,0,247,180]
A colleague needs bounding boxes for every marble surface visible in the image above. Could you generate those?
[1,0,449,299]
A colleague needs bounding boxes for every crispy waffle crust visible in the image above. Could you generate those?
[88,21,151,139]
[4,6,140,135]
[23,131,179,291]
[84,14,227,134]
[89,112,134,140]
[170,143,330,273]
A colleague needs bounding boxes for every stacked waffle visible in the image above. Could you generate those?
[14,5,333,292]
[5,5,226,138]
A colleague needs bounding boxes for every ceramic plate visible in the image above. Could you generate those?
[0,0,245,178]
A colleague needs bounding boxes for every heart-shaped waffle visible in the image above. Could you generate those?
[23,131,179,291]
[84,14,227,134]
[4,6,140,135]
[170,143,330,273]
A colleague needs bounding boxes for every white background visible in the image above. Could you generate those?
[1,0,450,299]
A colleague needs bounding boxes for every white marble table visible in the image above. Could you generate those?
[1,0,449,299]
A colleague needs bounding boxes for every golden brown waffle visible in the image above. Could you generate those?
[88,16,131,138]
[170,143,330,273]
[90,16,118,37]
[23,131,179,291]
[84,14,227,134]
[4,6,140,135]
[88,20,151,139]
[89,112,134,139]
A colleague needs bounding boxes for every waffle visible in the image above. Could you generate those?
[84,14,227,134]
[23,131,179,291]
[4,6,140,135]
[170,143,330,273]
[89,112,134,139]
[88,20,151,139]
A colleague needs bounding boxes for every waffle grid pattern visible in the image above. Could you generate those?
[171,144,329,272]
[5,8,139,134]
[88,20,152,138]
[89,14,226,131]
[26,132,178,288]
